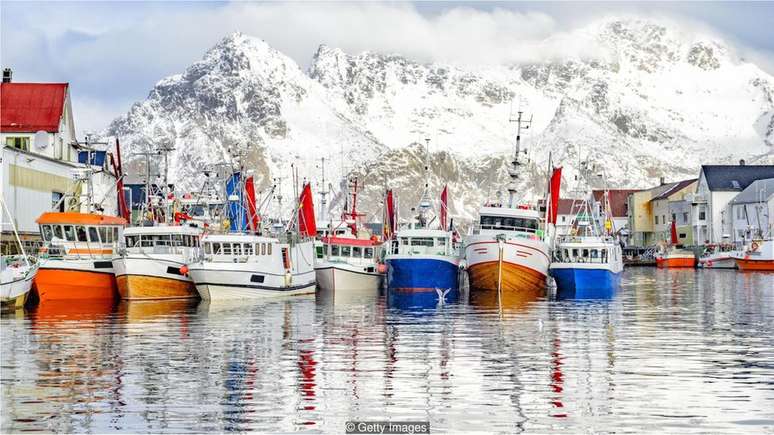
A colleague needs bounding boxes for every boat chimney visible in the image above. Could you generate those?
[2,68,11,83]
[739,159,745,166]
[659,176,665,186]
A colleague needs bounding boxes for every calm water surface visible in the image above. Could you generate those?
[2,268,774,433]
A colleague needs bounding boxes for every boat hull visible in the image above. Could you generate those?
[113,256,197,300]
[0,277,34,307]
[34,261,117,301]
[735,259,774,271]
[655,257,696,268]
[464,236,549,293]
[386,256,459,291]
[550,267,621,299]
[188,267,316,301]
[195,282,317,300]
[468,260,547,293]
[315,265,383,291]
[698,257,737,269]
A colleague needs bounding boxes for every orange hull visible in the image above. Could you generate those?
[34,269,117,302]
[116,275,198,300]
[735,259,774,271]
[656,257,695,268]
[468,260,547,293]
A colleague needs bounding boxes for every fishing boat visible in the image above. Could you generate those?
[314,177,385,292]
[35,212,126,301]
[1,197,38,307]
[187,174,317,300]
[550,192,623,298]
[463,112,551,294]
[385,140,460,293]
[697,243,738,269]
[113,224,203,300]
[733,239,774,271]
[655,220,695,268]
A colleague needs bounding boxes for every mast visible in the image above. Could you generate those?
[318,157,329,221]
[418,138,431,217]
[507,111,532,208]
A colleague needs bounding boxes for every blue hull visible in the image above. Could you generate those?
[550,268,621,300]
[386,257,459,291]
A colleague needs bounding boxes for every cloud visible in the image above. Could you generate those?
[2,1,772,138]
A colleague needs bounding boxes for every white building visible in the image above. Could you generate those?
[1,70,117,242]
[727,178,774,241]
[691,163,774,245]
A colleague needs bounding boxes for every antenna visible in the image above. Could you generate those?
[317,157,328,219]
[507,105,532,208]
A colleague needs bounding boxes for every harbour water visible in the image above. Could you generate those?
[2,268,773,433]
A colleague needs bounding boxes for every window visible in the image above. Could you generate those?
[245,244,254,255]
[52,192,64,212]
[331,245,340,256]
[113,227,119,242]
[99,227,109,244]
[126,236,138,247]
[222,243,232,255]
[437,238,447,247]
[173,234,184,247]
[737,207,744,219]
[316,245,324,259]
[662,215,666,224]
[683,212,689,224]
[582,249,589,258]
[140,235,153,247]
[401,238,409,245]
[233,243,242,256]
[679,233,687,239]
[5,136,30,151]
[353,247,362,258]
[88,227,100,243]
[261,243,267,255]
[480,215,539,232]
[204,243,212,255]
[699,211,706,220]
[561,216,566,223]
[341,246,352,257]
[364,247,374,259]
[410,238,434,247]
[267,243,272,255]
[41,225,53,241]
[76,226,88,242]
[53,225,63,240]
[590,249,598,259]
[655,216,659,225]
[212,243,221,254]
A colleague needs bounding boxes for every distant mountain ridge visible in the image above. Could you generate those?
[106,17,774,221]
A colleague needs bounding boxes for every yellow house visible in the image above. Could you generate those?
[628,179,697,247]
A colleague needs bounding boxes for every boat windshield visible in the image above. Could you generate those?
[554,246,618,264]
[480,215,539,233]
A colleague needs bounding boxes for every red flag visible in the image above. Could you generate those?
[244,176,260,232]
[111,138,129,221]
[548,167,562,224]
[440,185,448,231]
[670,219,678,245]
[298,183,317,237]
[385,189,396,239]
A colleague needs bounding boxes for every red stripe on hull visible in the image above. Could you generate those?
[735,259,774,271]
[34,269,117,302]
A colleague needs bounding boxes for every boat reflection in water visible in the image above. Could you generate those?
[116,298,199,322]
[316,285,381,307]
[554,285,616,301]
[386,287,460,310]
[467,286,544,312]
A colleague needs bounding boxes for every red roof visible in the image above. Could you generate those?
[592,189,641,218]
[556,198,582,215]
[0,83,68,133]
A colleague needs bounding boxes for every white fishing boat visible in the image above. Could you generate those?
[314,177,385,292]
[1,196,38,307]
[463,112,551,294]
[697,243,738,269]
[187,178,317,300]
[113,224,203,300]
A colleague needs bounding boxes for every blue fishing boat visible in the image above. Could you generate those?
[549,191,623,298]
[384,139,460,295]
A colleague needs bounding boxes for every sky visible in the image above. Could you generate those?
[2,1,773,136]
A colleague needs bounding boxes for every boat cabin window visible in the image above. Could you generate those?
[364,247,374,259]
[411,238,434,247]
[401,238,409,245]
[204,243,212,254]
[480,215,538,233]
[331,245,339,256]
[212,243,221,254]
[99,227,109,244]
[53,225,63,240]
[88,227,100,243]
[353,247,362,258]
[261,243,267,255]
[244,243,254,255]
[222,243,232,255]
[233,243,242,256]
[316,245,324,259]
[267,243,272,255]
[41,225,53,241]
[76,226,88,242]
[341,246,352,257]
[63,225,76,242]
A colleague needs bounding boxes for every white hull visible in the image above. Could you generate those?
[196,282,316,300]
[697,254,738,269]
[188,264,316,300]
[315,263,383,291]
[112,255,193,284]
[464,234,550,277]
[0,273,35,302]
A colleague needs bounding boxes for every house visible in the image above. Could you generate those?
[727,177,774,242]
[1,69,117,243]
[592,189,640,243]
[649,179,697,246]
[692,163,774,244]
[554,198,583,236]
[628,179,695,247]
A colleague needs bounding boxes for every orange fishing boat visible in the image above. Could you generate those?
[655,220,696,268]
[734,239,774,271]
[34,212,126,302]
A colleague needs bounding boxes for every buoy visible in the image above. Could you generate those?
[180,265,189,276]
[377,263,387,274]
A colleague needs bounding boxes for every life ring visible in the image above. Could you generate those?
[706,260,713,268]
[750,242,759,252]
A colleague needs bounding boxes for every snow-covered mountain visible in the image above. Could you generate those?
[106,17,774,222]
